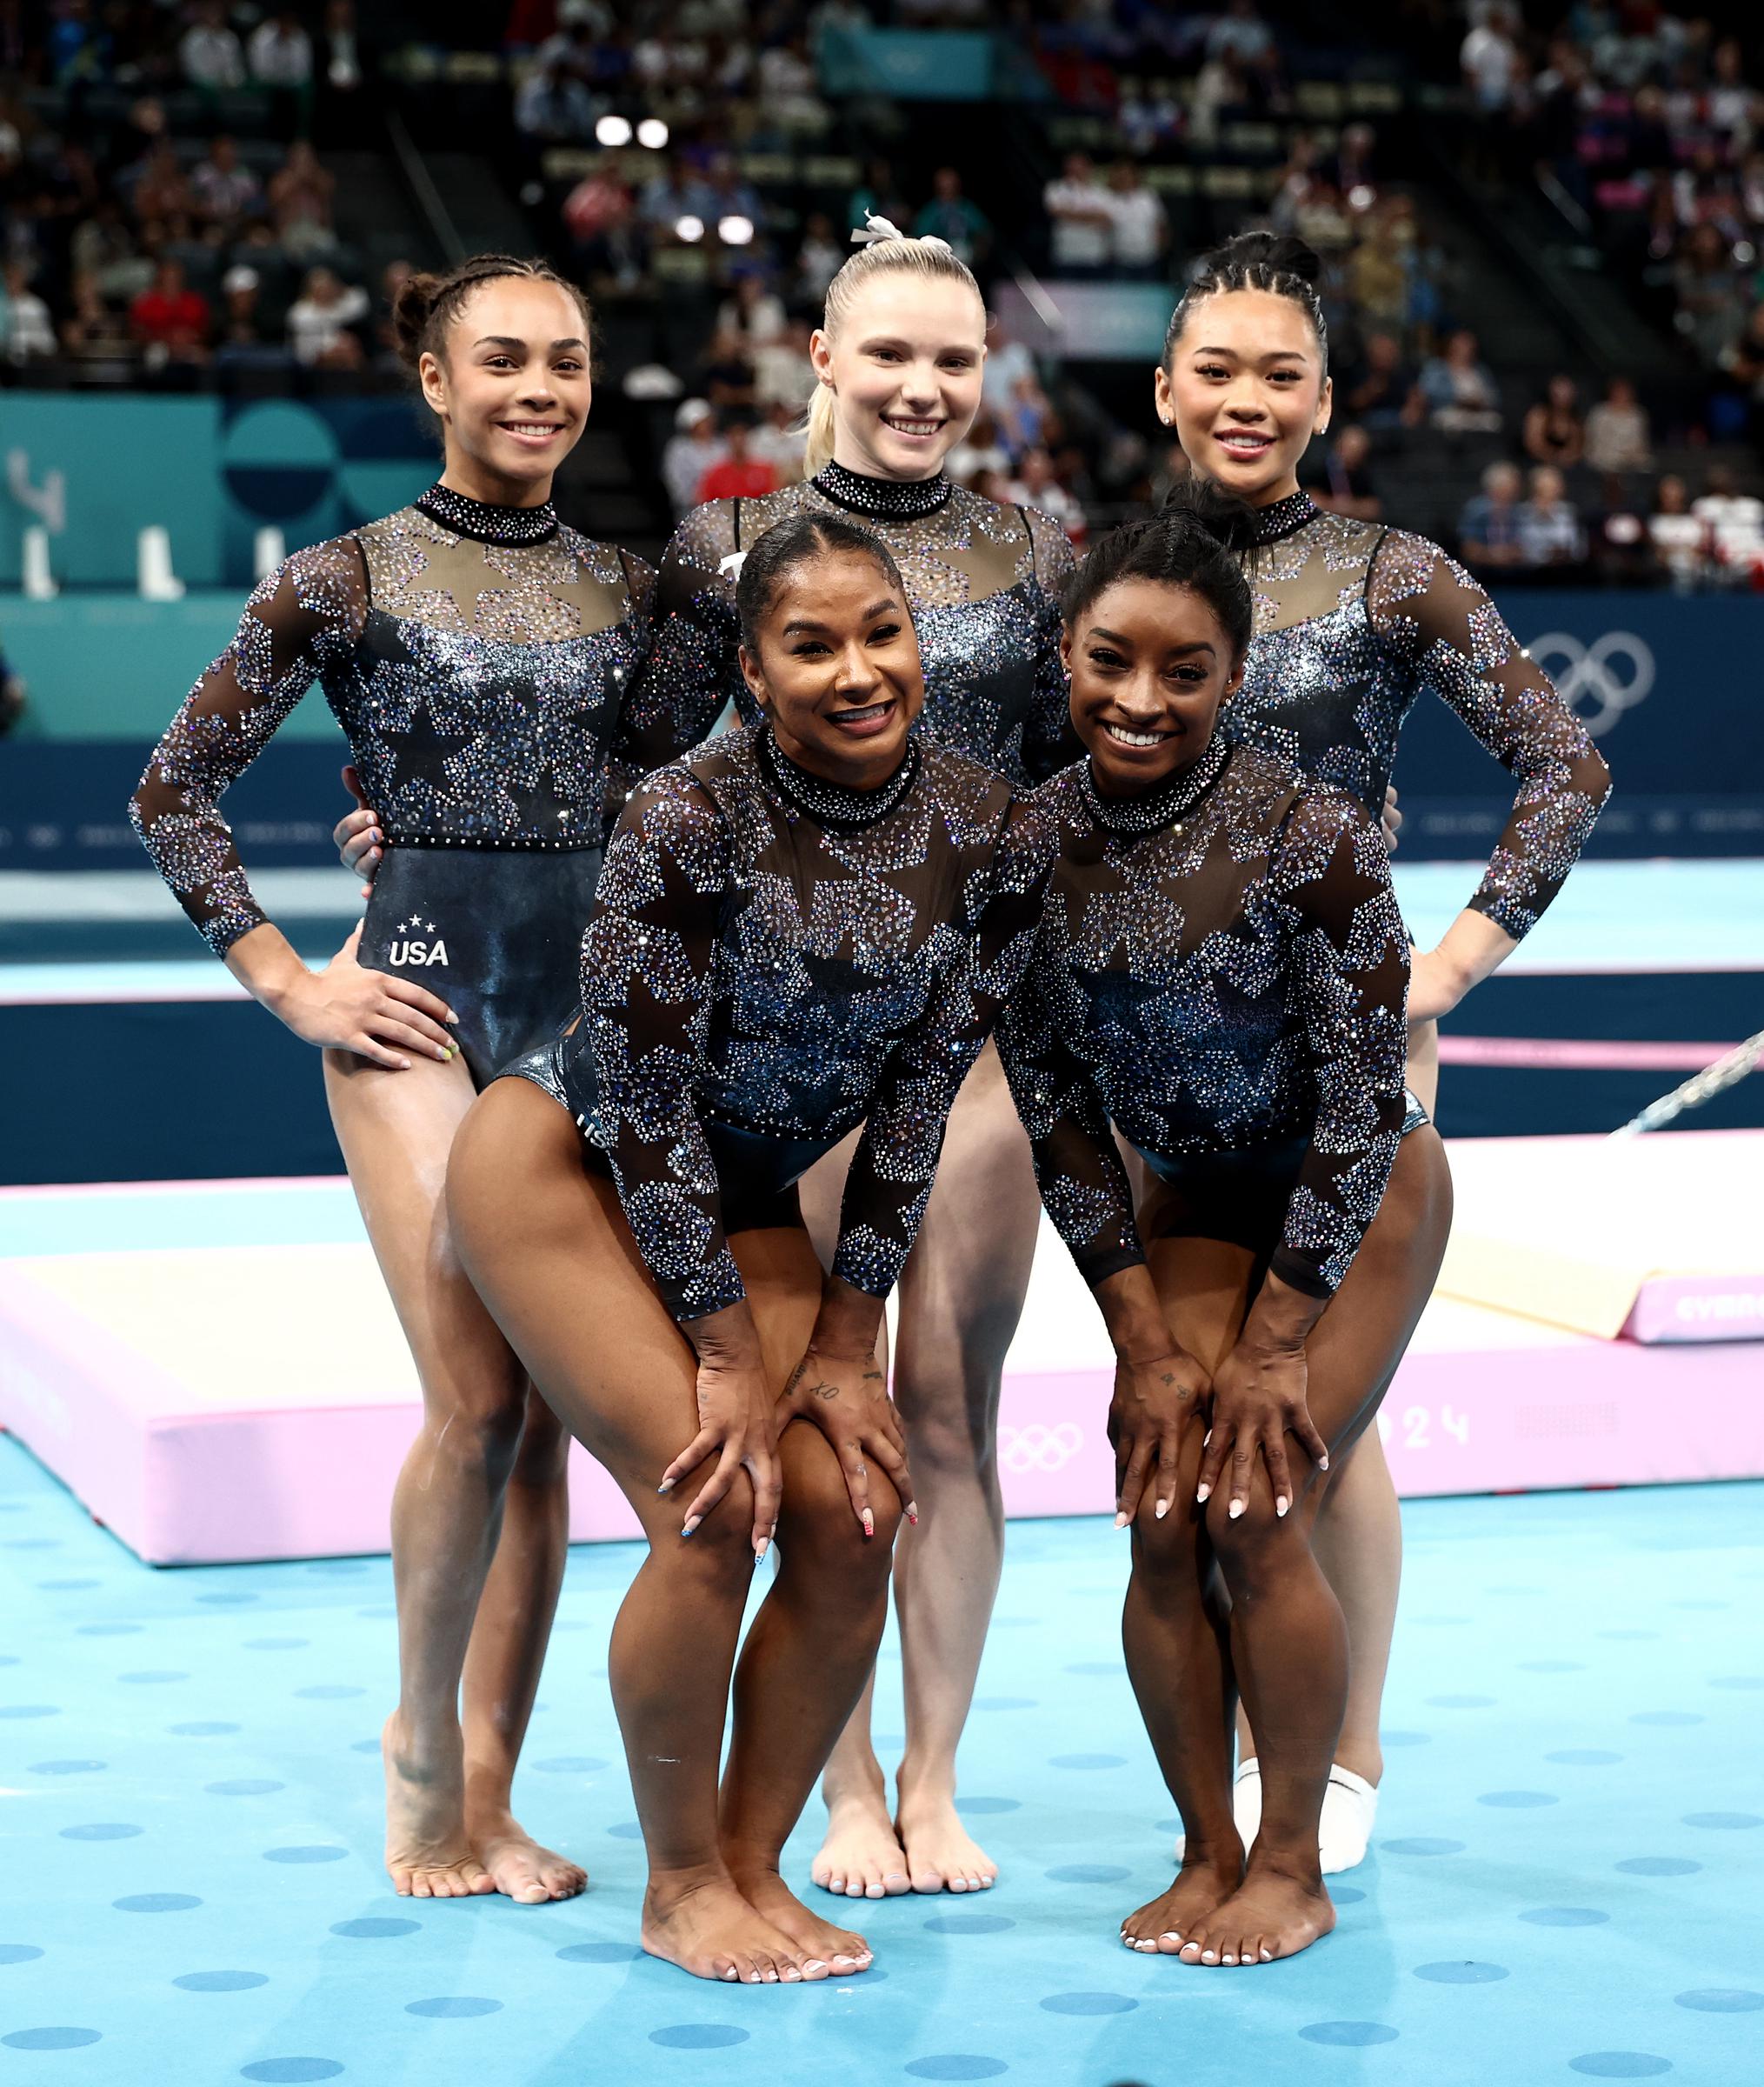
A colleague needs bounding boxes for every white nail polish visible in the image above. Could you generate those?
[1114,1510,1129,1529]
[1195,1483,1211,1504]
[1228,1499,1244,1519]
[1276,1496,1289,1517]
[1155,1499,1169,1520]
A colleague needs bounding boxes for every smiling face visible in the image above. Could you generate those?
[1155,287,1330,506]
[811,273,987,481]
[1064,577,1243,797]
[420,276,592,506]
[739,549,925,788]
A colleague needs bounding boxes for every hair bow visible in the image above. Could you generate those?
[850,210,952,255]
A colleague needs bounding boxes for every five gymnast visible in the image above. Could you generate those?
[443,514,1050,1982]
[130,253,705,1905]
[998,493,1454,1965]
[1150,231,1612,1867]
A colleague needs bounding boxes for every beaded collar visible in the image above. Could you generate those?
[812,460,952,521]
[758,724,921,828]
[416,483,560,545]
[1248,489,1320,544]
[1079,731,1229,837]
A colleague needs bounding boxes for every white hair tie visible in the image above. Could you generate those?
[850,209,952,255]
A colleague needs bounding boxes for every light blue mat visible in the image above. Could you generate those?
[3,1438,1759,2085]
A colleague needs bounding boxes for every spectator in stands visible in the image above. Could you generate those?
[250,10,315,89]
[516,56,596,143]
[191,137,263,230]
[641,157,716,246]
[1461,3,1522,116]
[322,0,364,96]
[753,321,814,413]
[0,262,57,365]
[1521,375,1585,470]
[915,167,991,271]
[694,417,776,503]
[1308,423,1381,522]
[1458,459,1525,569]
[792,211,844,308]
[1341,330,1422,435]
[946,410,1012,486]
[718,273,788,348]
[1044,152,1114,277]
[130,257,210,366]
[130,140,195,224]
[285,264,368,367]
[997,369,1050,457]
[662,399,726,517]
[1419,328,1503,435]
[697,324,756,411]
[1693,464,1764,582]
[1003,447,1082,537]
[1104,160,1167,280]
[59,271,136,378]
[1593,475,1657,587]
[1207,0,1275,67]
[1583,375,1652,475]
[214,263,278,364]
[751,398,806,486]
[1516,464,1588,570]
[562,157,638,284]
[182,1,247,93]
[1674,223,1747,367]
[268,142,336,260]
[1648,475,1708,591]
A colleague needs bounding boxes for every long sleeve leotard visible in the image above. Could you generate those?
[998,741,1411,1301]
[130,484,674,957]
[1227,491,1612,940]
[631,460,1078,785]
[516,723,1051,1321]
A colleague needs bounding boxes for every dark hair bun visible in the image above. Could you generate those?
[390,270,446,371]
[1203,230,1323,285]
[1159,475,1262,557]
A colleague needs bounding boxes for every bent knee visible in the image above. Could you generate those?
[1204,1485,1292,1573]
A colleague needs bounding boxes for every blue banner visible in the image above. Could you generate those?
[1391,589,1764,857]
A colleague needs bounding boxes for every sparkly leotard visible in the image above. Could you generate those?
[1228,490,1611,940]
[998,741,1411,1299]
[131,484,696,1084]
[633,461,1077,785]
[505,723,1050,1321]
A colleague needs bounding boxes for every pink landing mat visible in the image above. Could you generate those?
[0,1135,1759,1565]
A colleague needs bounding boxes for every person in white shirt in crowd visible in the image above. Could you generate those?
[1207,0,1274,63]
[1648,474,1708,590]
[1003,447,1082,537]
[286,266,369,367]
[1044,152,1115,276]
[0,262,56,364]
[981,317,1035,410]
[250,10,315,89]
[1105,159,1168,279]
[793,212,845,305]
[1693,465,1764,580]
[1583,375,1653,475]
[750,398,808,487]
[661,399,729,519]
[191,136,263,228]
[1461,3,1523,114]
[182,1,247,91]
[944,409,1012,487]
[1516,465,1588,570]
[718,275,789,348]
[752,323,815,414]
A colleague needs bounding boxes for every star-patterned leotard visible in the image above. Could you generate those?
[130,484,701,1084]
[505,723,1052,1321]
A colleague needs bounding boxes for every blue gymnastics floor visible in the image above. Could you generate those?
[5,1439,1761,2086]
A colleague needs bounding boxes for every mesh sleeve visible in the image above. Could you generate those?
[1368,530,1612,938]
[128,538,364,956]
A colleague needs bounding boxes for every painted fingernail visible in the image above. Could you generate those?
[1155,1499,1169,1520]
[1276,1495,1289,1517]
[906,1501,918,1522]
[682,1515,701,1536]
[754,1537,769,1562]
[1319,1452,1329,1470]
[861,1509,874,1537]
[446,1010,460,1024]
[1114,1510,1129,1529]
[1195,1483,1211,1504]
[1228,1499,1244,1519]
[656,1478,675,1495]
[1203,1429,1212,1446]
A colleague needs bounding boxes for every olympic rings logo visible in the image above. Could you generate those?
[1526,630,1655,737]
[999,1423,1085,1473]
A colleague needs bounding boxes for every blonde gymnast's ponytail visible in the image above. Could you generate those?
[803,213,983,476]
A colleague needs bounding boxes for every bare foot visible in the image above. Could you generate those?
[641,1875,824,1984]
[810,1786,910,1901]
[382,1712,494,1899]
[1119,1854,1243,1957]
[468,1805,587,1905]
[895,1788,999,1895]
[1177,1860,1335,1966]
[732,1863,872,1973]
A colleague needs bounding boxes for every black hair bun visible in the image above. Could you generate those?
[1159,475,1262,557]
[1202,230,1323,286]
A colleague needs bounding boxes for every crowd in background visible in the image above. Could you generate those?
[2,0,1764,589]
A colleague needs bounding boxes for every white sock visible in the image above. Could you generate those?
[1318,1764,1378,1874]
[1172,1757,1262,1864]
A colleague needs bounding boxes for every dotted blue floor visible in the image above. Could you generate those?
[5,1438,1761,2087]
